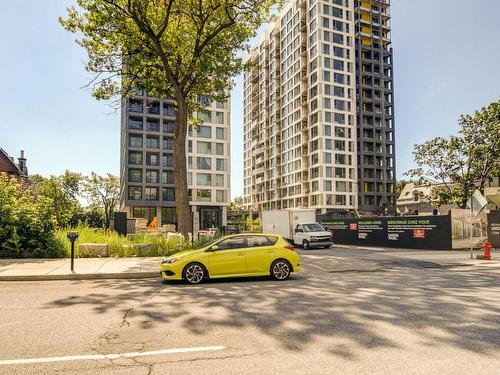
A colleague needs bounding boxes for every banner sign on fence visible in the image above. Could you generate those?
[487,210,500,248]
[318,213,452,250]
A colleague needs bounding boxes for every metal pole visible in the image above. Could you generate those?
[70,241,75,271]
[470,197,474,259]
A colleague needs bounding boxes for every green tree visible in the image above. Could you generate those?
[83,172,120,229]
[31,171,83,228]
[60,0,276,235]
[406,100,500,208]
[229,196,244,210]
[0,173,65,258]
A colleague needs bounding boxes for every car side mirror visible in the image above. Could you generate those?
[210,245,219,251]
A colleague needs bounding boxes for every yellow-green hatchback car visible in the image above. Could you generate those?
[160,233,302,284]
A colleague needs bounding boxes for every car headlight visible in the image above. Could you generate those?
[162,257,179,264]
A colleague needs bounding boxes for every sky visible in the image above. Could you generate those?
[0,0,499,199]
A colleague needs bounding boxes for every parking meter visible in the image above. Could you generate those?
[66,231,79,271]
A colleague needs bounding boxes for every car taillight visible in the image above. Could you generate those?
[284,244,295,251]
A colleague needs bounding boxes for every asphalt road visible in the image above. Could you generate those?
[1,248,499,374]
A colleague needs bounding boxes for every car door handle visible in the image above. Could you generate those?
[266,249,273,253]
[237,252,245,256]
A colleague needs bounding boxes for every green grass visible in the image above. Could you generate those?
[54,225,218,258]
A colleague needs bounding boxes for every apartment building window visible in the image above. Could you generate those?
[335,167,346,178]
[196,125,212,138]
[216,158,226,171]
[129,134,143,147]
[145,187,159,200]
[335,126,346,137]
[188,172,192,185]
[128,186,142,200]
[133,207,156,223]
[197,157,211,170]
[333,86,344,97]
[312,181,319,192]
[335,195,346,205]
[197,141,212,154]
[336,181,347,192]
[216,190,225,203]
[216,127,225,140]
[324,125,331,136]
[145,170,159,183]
[128,117,143,130]
[161,207,176,225]
[162,187,175,201]
[161,171,174,184]
[146,118,160,132]
[163,121,175,133]
[128,169,142,183]
[216,143,224,155]
[146,152,159,166]
[146,135,159,149]
[335,154,346,164]
[198,111,212,123]
[324,152,332,163]
[163,103,177,117]
[128,100,143,113]
[324,180,332,191]
[162,137,173,150]
[215,112,224,124]
[326,167,333,177]
[311,153,319,165]
[197,189,211,202]
[197,173,212,186]
[215,174,224,187]
[161,153,173,167]
[128,151,143,165]
[147,102,160,115]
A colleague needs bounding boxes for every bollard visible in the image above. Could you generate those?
[66,231,79,271]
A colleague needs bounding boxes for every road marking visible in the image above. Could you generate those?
[356,246,385,251]
[0,346,226,366]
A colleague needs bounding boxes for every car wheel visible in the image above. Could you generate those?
[270,259,291,281]
[323,245,331,249]
[303,240,310,250]
[182,263,206,284]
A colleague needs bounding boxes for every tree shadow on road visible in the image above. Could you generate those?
[45,267,500,359]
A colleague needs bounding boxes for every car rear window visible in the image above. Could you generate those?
[246,235,278,247]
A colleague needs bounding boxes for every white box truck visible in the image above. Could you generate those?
[261,209,332,249]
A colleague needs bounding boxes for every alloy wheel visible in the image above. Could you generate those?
[272,261,290,280]
[184,264,205,284]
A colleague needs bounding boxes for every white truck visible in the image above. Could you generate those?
[261,209,332,249]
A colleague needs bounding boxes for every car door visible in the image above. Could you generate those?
[294,224,305,245]
[207,236,247,276]
[245,235,275,274]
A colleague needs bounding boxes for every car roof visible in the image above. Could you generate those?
[221,233,282,238]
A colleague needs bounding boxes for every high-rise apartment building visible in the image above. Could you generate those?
[120,94,231,231]
[243,0,395,215]
[355,0,395,214]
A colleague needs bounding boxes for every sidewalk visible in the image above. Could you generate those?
[0,257,163,281]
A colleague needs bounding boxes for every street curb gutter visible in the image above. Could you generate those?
[0,271,159,282]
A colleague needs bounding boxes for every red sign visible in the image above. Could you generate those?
[349,223,358,231]
[413,229,425,239]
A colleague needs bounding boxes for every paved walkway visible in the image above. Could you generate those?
[0,257,163,281]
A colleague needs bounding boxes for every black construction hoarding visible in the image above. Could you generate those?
[318,213,452,250]
[487,210,500,248]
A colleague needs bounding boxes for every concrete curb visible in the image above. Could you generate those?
[0,271,160,282]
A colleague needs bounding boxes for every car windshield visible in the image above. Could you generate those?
[303,223,324,232]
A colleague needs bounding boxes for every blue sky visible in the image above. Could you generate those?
[1,0,499,199]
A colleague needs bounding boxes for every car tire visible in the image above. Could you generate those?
[270,259,292,281]
[182,262,206,285]
[303,240,310,250]
[323,245,331,249]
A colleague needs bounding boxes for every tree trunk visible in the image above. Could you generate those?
[173,92,191,237]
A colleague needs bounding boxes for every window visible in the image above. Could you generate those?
[162,137,173,150]
[128,100,143,113]
[246,236,277,247]
[161,171,174,184]
[146,135,159,149]
[129,134,142,147]
[145,187,159,200]
[128,186,142,200]
[216,190,225,203]
[163,104,177,117]
[146,152,159,166]
[216,158,226,171]
[128,169,142,183]
[198,111,212,123]
[161,207,177,225]
[128,117,143,130]
[196,126,212,138]
[197,189,211,202]
[146,118,160,132]
[162,187,175,201]
[197,157,211,170]
[197,141,212,154]
[335,195,346,205]
[216,127,225,140]
[215,112,224,124]
[216,143,224,155]
[324,180,332,191]
[197,173,212,186]
[214,236,246,250]
[145,170,159,183]
[215,174,224,187]
[336,181,347,192]
[128,151,143,165]
[133,207,156,223]
[161,153,173,167]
